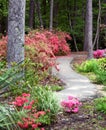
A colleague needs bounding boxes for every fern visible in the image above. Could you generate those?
[0,61,24,96]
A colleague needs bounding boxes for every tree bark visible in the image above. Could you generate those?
[53,1,59,27]
[29,0,35,29]
[7,0,26,67]
[104,0,106,24]
[49,0,54,31]
[36,0,43,29]
[84,0,93,59]
[93,0,101,49]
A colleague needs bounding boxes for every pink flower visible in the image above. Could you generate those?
[61,95,82,113]
[72,107,79,113]
[93,49,105,58]
[68,96,74,100]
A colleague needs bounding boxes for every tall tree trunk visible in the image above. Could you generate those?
[104,0,106,24]
[42,0,46,28]
[36,0,43,29]
[84,0,93,59]
[49,0,54,31]
[7,0,26,67]
[72,0,77,26]
[53,1,59,27]
[66,0,78,52]
[29,0,35,29]
[93,0,101,49]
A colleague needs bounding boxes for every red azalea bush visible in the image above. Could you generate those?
[12,93,50,130]
[93,49,106,59]
[0,30,71,70]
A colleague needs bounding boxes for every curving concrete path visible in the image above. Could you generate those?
[52,56,98,101]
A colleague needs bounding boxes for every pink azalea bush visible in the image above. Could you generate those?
[61,96,82,113]
[0,30,71,70]
[93,49,106,59]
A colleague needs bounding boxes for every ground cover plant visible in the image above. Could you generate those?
[76,57,106,86]
[95,97,106,114]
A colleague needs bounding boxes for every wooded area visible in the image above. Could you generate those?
[0,1,106,129]
[0,0,106,59]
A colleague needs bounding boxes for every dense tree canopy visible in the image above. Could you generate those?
[0,0,106,51]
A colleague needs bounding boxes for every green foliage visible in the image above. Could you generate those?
[76,58,106,85]
[49,85,64,91]
[95,97,106,114]
[0,0,8,17]
[95,58,106,85]
[31,86,61,118]
[0,61,24,96]
[0,104,26,130]
[98,58,106,72]
[77,59,99,73]
[95,70,106,85]
[36,113,51,125]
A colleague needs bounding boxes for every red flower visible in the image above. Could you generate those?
[24,105,32,110]
[32,123,38,129]
[29,100,35,105]
[37,111,46,116]
[18,122,29,129]
[13,96,28,107]
[22,93,30,97]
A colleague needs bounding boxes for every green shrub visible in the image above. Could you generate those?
[95,97,106,114]
[95,70,106,85]
[31,86,61,118]
[0,61,24,96]
[76,58,106,85]
[77,59,99,73]
[98,58,106,72]
[95,58,106,85]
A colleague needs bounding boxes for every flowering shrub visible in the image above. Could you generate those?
[12,93,50,130]
[93,49,105,59]
[25,30,71,70]
[25,31,56,71]
[61,96,82,113]
[0,30,71,70]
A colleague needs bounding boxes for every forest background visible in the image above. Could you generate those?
[0,0,106,51]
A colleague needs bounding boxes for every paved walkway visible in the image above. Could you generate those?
[52,56,98,101]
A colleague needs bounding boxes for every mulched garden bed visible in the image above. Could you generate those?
[45,100,106,130]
